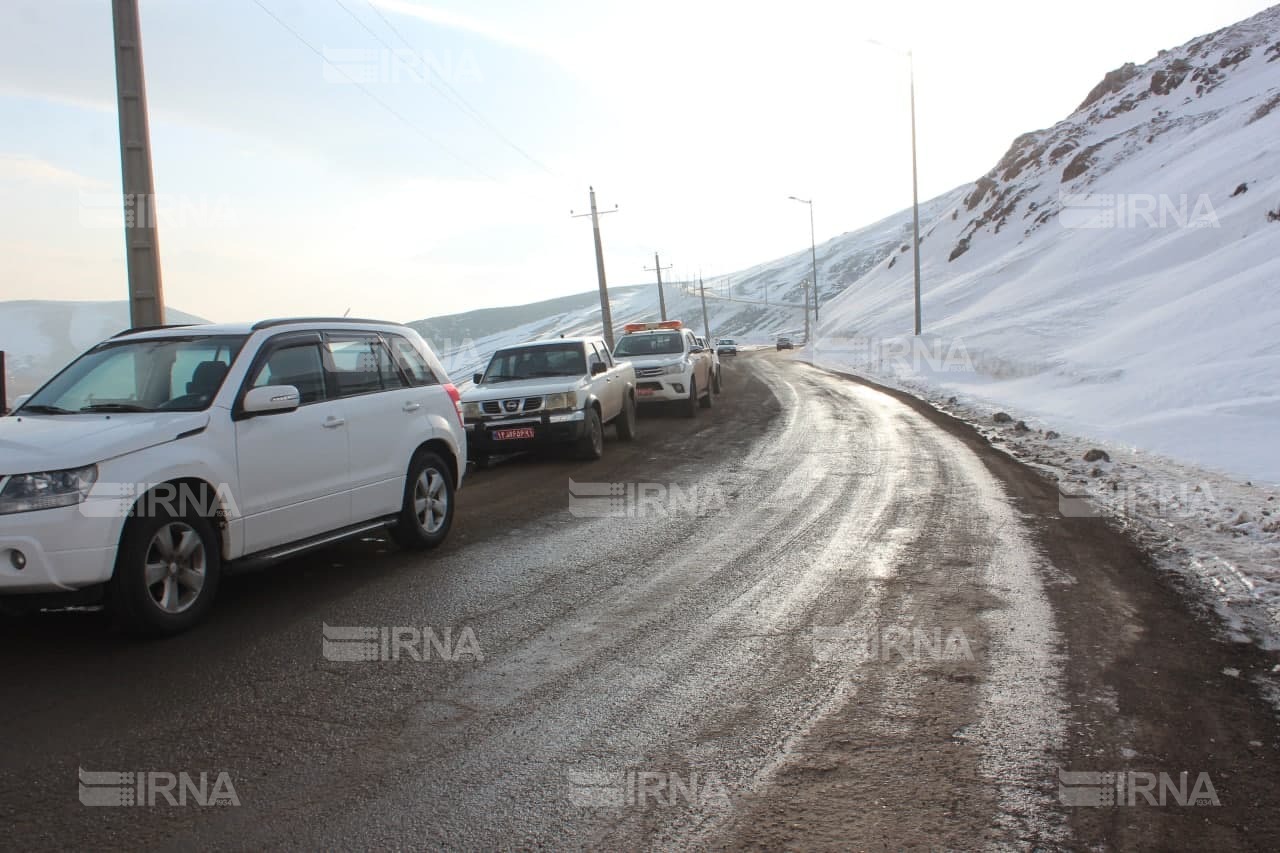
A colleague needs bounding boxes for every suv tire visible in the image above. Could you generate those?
[390,451,455,550]
[109,502,221,636]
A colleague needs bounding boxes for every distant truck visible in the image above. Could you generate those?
[462,337,636,466]
[612,321,715,417]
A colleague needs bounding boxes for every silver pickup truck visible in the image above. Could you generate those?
[461,336,637,466]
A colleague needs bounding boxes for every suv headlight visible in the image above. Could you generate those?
[662,362,686,375]
[542,392,575,411]
[461,401,483,419]
[0,465,98,515]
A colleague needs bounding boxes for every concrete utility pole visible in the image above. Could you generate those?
[644,253,673,321]
[571,186,618,348]
[112,0,165,329]
[698,276,711,344]
[801,278,811,344]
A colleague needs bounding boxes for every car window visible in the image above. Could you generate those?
[387,334,439,387]
[594,342,614,368]
[612,331,683,357]
[250,342,327,405]
[325,334,407,397]
[22,335,246,413]
[483,344,587,381]
[586,343,603,372]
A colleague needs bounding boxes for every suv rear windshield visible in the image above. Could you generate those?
[613,331,683,357]
[21,335,248,414]
[482,344,587,382]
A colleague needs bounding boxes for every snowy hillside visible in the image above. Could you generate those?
[0,300,208,398]
[814,5,1280,485]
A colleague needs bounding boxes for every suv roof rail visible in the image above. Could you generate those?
[250,317,403,331]
[111,323,198,338]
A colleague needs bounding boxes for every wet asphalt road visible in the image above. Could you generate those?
[2,352,1279,850]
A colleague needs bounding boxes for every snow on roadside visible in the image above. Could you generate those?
[802,344,1280,659]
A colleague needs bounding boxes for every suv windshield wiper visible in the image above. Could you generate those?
[484,375,517,382]
[80,403,153,413]
[17,404,74,415]
[530,370,578,377]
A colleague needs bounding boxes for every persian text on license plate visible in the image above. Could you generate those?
[493,427,535,440]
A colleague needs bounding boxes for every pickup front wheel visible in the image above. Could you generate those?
[616,393,637,441]
[576,406,604,460]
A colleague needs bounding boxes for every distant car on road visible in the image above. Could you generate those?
[716,338,738,356]
[776,337,794,351]
[0,318,466,635]
[612,321,714,417]
[462,337,636,467]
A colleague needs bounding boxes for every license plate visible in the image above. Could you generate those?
[493,427,535,441]
[636,388,654,396]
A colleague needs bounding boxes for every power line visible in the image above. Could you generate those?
[250,0,502,183]
[357,0,559,177]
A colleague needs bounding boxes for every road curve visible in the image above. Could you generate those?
[1,353,1277,850]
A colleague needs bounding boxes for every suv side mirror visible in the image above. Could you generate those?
[243,385,301,415]
[590,362,607,376]
[689,345,704,353]
[473,372,483,385]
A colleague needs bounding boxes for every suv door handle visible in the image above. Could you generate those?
[322,416,346,428]
[402,402,422,412]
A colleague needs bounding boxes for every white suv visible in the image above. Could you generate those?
[0,318,466,634]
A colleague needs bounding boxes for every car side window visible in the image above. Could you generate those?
[325,334,407,398]
[595,342,614,368]
[586,343,604,372]
[387,334,440,387]
[249,342,327,405]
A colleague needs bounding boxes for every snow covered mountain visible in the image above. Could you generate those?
[814,5,1280,484]
[0,300,208,399]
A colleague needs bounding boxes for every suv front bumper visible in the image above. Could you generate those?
[0,503,120,594]
[465,410,586,456]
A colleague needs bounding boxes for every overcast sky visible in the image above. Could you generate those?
[0,0,1273,323]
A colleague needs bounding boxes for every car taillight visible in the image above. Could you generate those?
[444,383,464,426]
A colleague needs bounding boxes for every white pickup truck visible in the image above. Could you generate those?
[461,337,637,465]
[611,321,715,417]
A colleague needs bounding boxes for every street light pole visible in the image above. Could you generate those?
[909,51,922,336]
[866,39,923,335]
[788,196,819,325]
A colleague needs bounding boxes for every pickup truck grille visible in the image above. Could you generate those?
[637,381,663,391]
[635,366,665,378]
[481,397,543,415]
